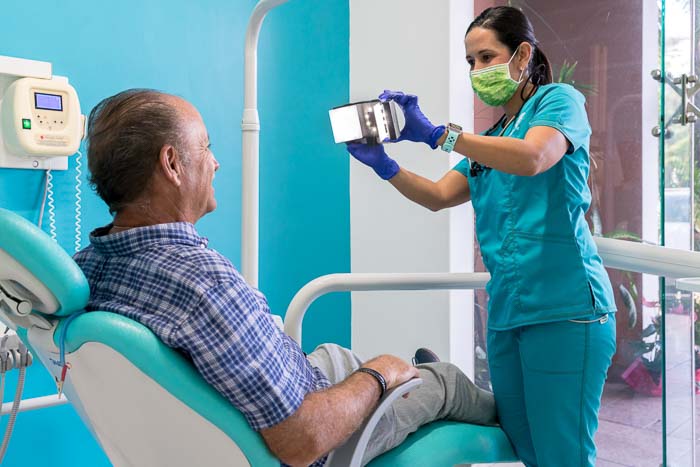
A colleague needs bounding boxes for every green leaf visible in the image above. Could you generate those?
[603,230,643,242]
[553,59,598,96]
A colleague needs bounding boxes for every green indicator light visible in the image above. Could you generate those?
[21,119,31,130]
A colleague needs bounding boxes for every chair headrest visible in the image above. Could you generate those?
[0,208,89,323]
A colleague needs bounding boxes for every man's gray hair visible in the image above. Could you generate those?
[86,89,188,214]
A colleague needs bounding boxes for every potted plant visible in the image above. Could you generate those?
[622,313,663,396]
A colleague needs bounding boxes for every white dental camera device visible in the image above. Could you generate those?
[329,99,404,145]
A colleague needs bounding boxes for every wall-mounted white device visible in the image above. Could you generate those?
[329,99,404,145]
[0,55,84,170]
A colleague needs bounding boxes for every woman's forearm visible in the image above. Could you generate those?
[389,168,448,212]
[388,167,471,212]
[435,127,567,176]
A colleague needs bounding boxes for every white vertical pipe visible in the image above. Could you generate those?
[641,0,661,347]
[242,0,289,287]
[447,0,474,377]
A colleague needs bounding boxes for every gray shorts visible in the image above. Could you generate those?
[307,343,497,465]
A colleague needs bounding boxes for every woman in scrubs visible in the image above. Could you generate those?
[347,6,616,467]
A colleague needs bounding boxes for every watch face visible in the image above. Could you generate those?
[448,123,462,132]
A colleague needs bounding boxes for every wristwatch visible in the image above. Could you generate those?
[441,122,462,153]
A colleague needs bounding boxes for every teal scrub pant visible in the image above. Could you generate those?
[487,313,616,467]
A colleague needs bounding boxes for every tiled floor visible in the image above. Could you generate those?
[473,314,699,467]
[471,385,696,467]
[594,382,695,466]
[595,313,698,467]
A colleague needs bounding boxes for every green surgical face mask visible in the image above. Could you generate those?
[470,48,524,107]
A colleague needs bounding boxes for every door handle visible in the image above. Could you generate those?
[671,74,699,125]
[651,69,699,137]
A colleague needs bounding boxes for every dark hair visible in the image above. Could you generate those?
[467,6,552,97]
[86,89,187,215]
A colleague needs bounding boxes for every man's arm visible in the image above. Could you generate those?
[260,354,418,467]
[178,279,417,466]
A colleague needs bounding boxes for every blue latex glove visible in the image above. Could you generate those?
[346,143,399,180]
[379,90,445,149]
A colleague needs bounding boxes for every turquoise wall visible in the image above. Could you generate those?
[258,1,350,353]
[0,0,349,465]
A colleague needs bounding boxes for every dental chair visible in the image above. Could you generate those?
[0,207,517,466]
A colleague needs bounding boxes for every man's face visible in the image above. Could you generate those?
[174,98,220,221]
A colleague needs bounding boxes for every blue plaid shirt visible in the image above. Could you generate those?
[74,222,331,465]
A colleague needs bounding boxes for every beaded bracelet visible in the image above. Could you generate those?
[356,367,387,399]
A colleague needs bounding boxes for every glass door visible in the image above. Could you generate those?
[469,0,700,465]
[661,0,697,464]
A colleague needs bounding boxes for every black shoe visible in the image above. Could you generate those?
[412,347,440,365]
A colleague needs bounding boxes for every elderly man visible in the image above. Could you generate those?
[74,89,496,466]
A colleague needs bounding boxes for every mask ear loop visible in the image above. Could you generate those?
[519,45,541,101]
[471,46,523,77]
[508,45,527,84]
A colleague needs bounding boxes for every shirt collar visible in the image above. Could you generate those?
[89,222,209,256]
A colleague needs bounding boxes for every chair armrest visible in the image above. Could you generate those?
[327,378,423,467]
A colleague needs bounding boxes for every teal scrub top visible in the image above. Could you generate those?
[453,83,616,330]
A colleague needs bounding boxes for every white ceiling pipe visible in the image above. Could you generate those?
[594,236,700,278]
[284,272,491,344]
[242,0,290,287]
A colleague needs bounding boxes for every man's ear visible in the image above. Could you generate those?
[159,145,183,187]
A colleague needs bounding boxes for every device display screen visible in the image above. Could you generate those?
[34,92,63,111]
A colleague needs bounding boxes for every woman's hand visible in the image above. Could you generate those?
[379,90,445,149]
[346,143,400,180]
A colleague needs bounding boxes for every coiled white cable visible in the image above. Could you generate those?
[46,170,57,241]
[37,170,50,229]
[74,150,83,253]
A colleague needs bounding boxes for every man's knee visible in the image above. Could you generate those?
[416,361,466,386]
[417,362,497,424]
[416,361,474,405]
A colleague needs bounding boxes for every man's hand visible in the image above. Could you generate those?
[260,354,419,466]
[361,354,420,390]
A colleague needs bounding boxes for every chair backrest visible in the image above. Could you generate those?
[0,208,88,329]
[0,208,277,466]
